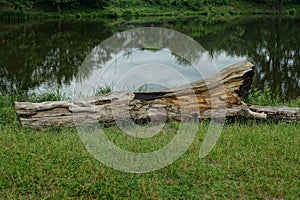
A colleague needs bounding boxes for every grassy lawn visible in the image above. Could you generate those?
[1,122,299,199]
[0,91,299,199]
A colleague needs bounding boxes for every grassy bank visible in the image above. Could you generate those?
[0,89,299,198]
[0,1,299,20]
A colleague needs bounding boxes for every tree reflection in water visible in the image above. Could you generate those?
[0,17,299,99]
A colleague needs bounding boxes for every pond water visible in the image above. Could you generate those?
[0,16,299,99]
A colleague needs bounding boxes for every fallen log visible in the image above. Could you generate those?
[14,61,299,128]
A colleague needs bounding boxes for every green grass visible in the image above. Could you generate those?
[0,90,27,127]
[94,84,113,96]
[246,87,300,107]
[0,122,299,199]
[29,86,69,103]
[0,90,299,198]
[289,98,300,107]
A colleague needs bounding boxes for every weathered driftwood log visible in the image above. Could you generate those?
[14,61,299,128]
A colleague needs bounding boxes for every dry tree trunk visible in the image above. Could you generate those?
[14,61,299,129]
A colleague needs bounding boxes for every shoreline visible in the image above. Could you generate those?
[0,4,299,21]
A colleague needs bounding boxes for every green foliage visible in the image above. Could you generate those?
[1,0,299,14]
[246,87,291,106]
[29,86,68,102]
[288,98,300,107]
[94,84,112,95]
[204,0,228,6]
[47,0,79,12]
[136,85,148,92]
[0,90,27,126]
[3,0,33,11]
[286,7,297,15]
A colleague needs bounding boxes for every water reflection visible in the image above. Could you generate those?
[72,27,218,98]
[74,48,204,97]
[0,21,112,93]
[190,17,300,98]
[0,17,299,99]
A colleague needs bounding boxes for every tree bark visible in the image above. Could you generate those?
[14,61,299,129]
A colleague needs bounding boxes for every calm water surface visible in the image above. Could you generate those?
[0,17,299,99]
